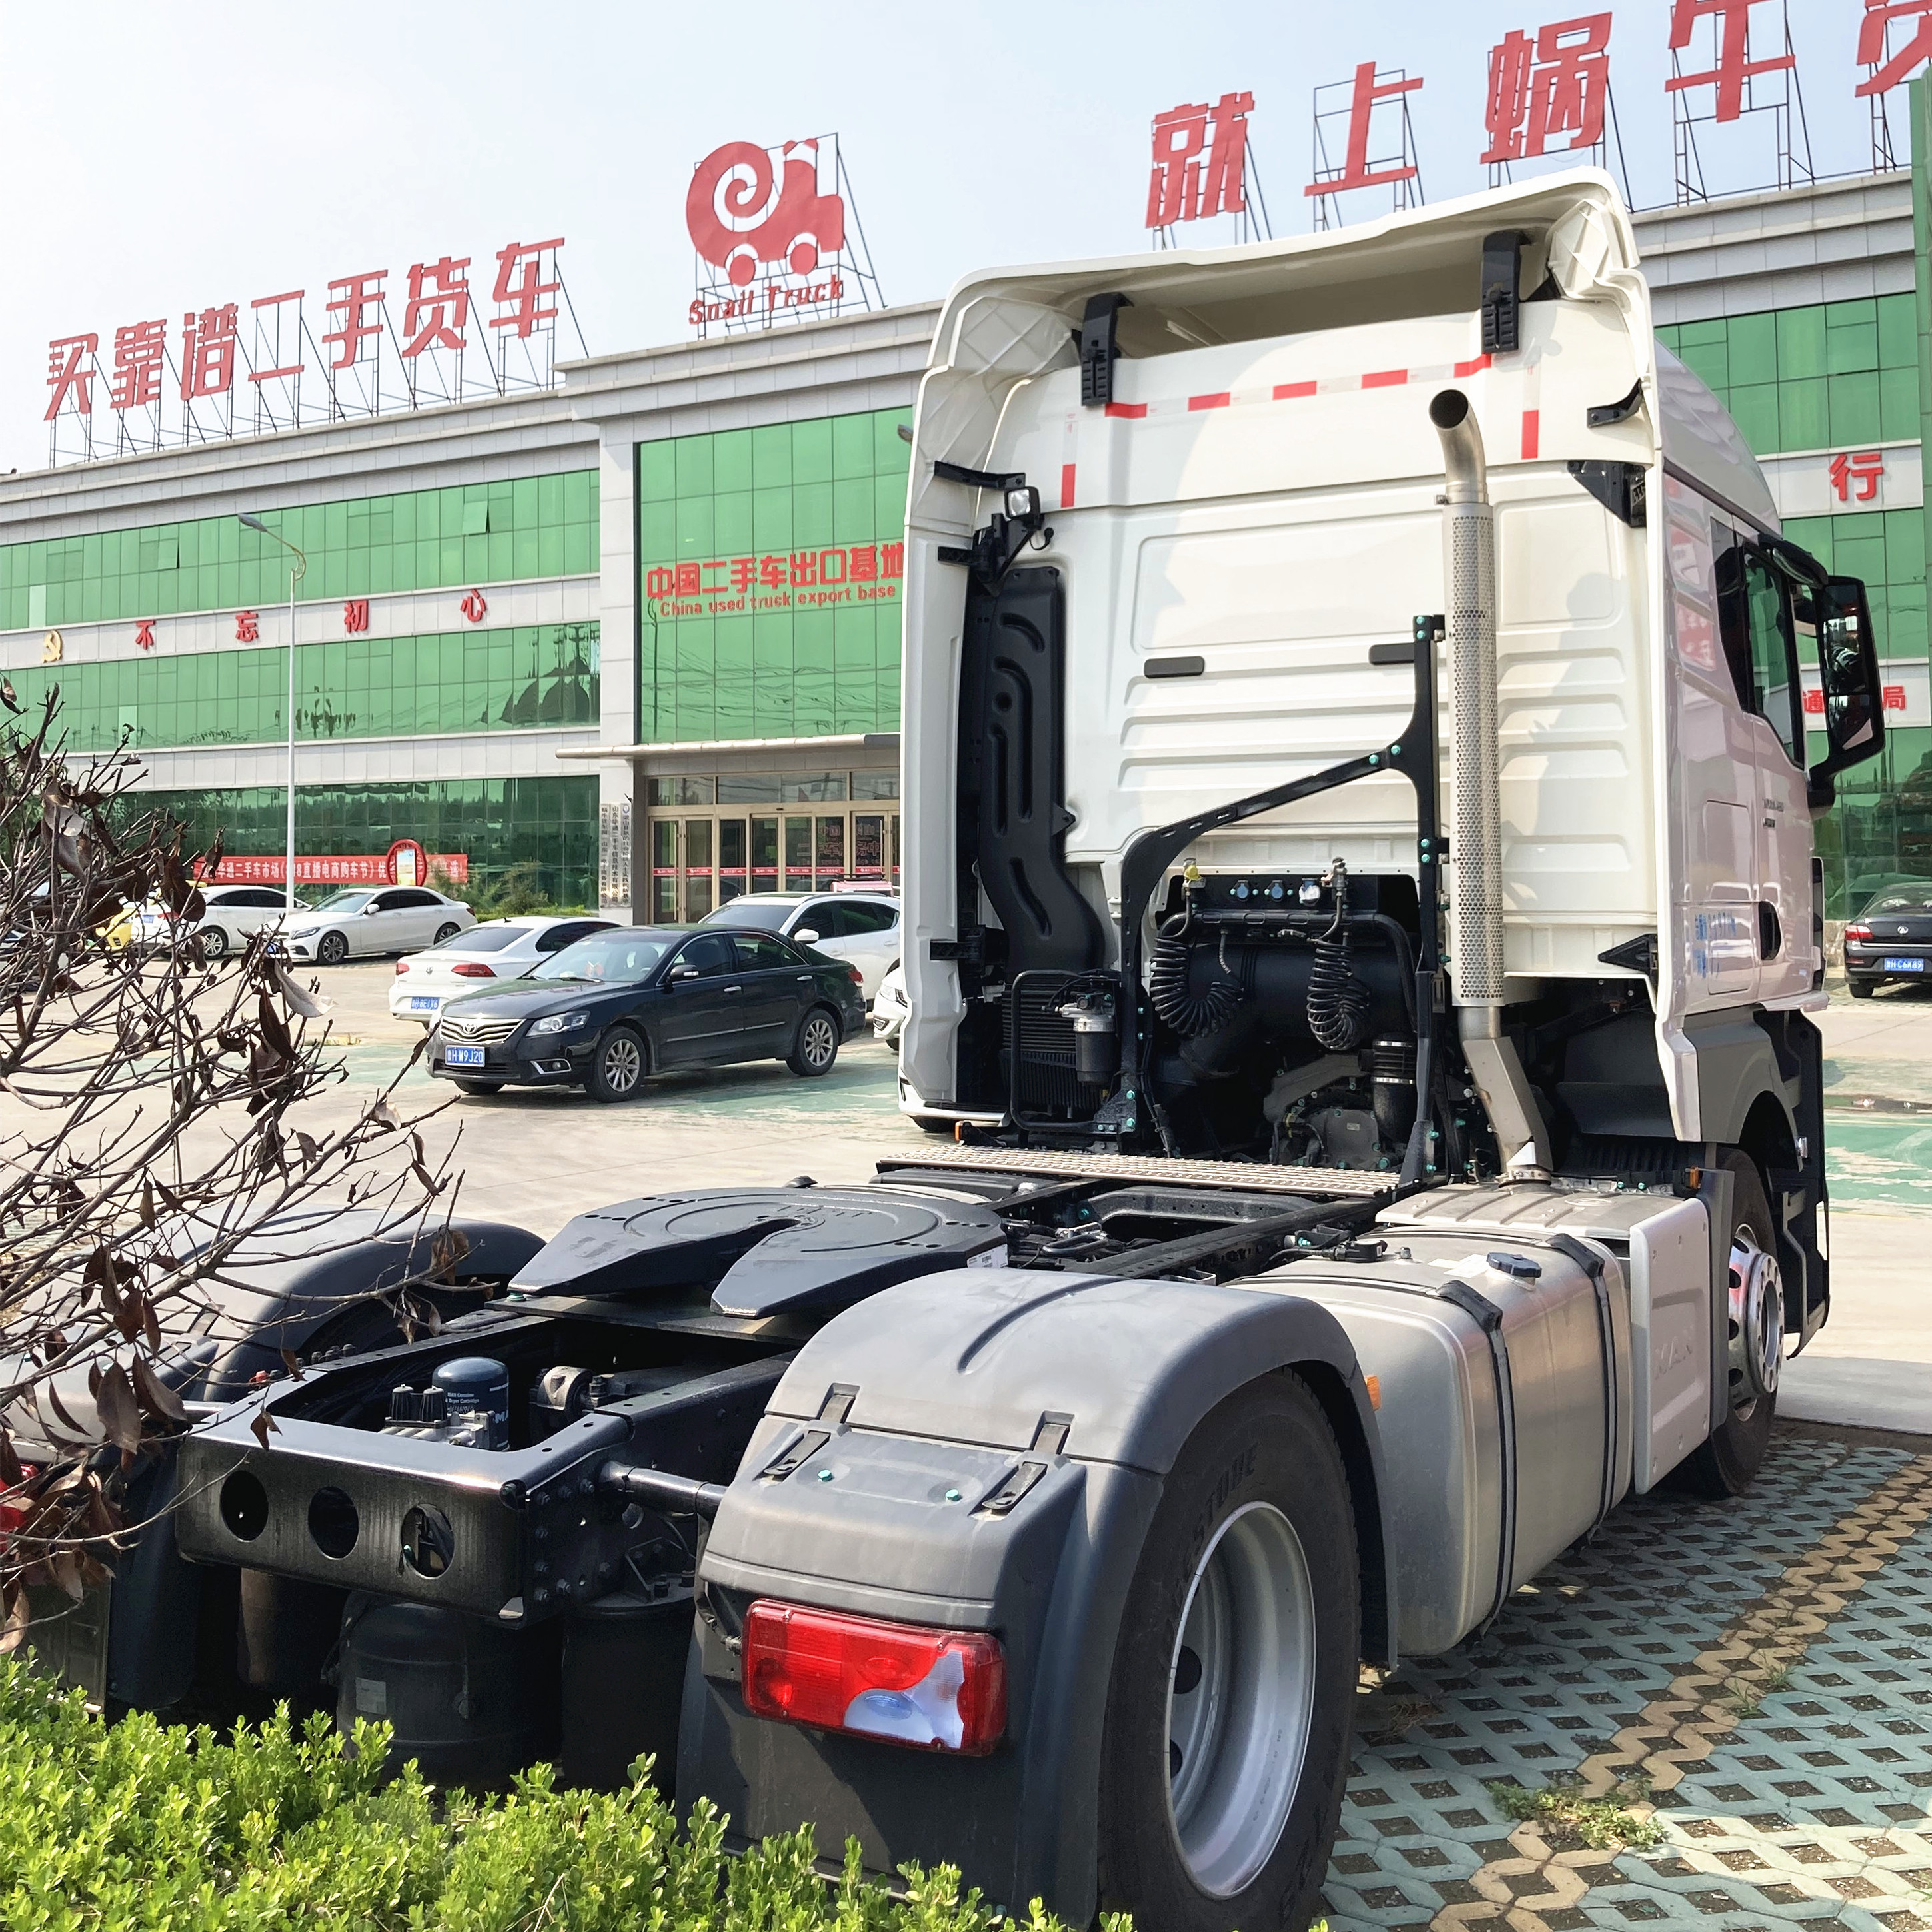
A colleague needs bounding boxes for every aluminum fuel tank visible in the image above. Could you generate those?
[1253,1223,1628,1655]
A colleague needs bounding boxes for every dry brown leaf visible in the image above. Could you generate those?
[43,1383,88,1442]
[275,967,332,1020]
[248,1405,281,1451]
[130,1356,188,1427]
[47,1549,85,1603]
[93,1364,143,1463]
[429,1226,471,1282]
[0,1583,29,1655]
[278,1348,305,1382]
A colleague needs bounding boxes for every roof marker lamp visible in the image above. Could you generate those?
[741,1599,1006,1755]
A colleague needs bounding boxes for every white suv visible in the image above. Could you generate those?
[699,892,900,1001]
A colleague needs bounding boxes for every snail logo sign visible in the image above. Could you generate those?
[686,133,884,336]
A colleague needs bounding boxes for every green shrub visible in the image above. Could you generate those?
[0,1657,1111,1931]
[429,862,583,922]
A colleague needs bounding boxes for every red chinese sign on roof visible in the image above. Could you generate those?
[44,237,574,465]
[1483,15,1613,163]
[1147,94,1254,228]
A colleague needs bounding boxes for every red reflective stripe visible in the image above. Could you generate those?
[1521,409,1540,459]
[1273,380,1318,399]
[1361,368,1408,389]
[1188,392,1232,410]
[1453,355,1493,377]
[1104,401,1148,419]
[1060,462,1076,508]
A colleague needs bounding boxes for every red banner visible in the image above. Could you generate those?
[192,852,469,886]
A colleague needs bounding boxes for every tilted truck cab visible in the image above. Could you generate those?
[163,174,1888,1932]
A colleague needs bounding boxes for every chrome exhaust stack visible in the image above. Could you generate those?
[1429,389,1551,1181]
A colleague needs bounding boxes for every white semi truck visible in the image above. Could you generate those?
[163,172,1885,1932]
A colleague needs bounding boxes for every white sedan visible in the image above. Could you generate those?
[872,962,908,1046]
[277,886,475,966]
[124,883,294,959]
[389,916,617,1024]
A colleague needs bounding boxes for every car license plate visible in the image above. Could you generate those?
[409,995,441,1012]
[1881,956,1925,972]
[444,1044,486,1068]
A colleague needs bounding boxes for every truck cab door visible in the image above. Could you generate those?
[1713,530,1811,1000]
[1739,545,1810,999]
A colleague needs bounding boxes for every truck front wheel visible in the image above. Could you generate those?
[1679,1150,1780,1498]
[1096,1374,1360,1932]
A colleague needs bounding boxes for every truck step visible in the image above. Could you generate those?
[879,1144,1395,1197]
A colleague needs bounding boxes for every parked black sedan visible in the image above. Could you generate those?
[1843,881,1932,997]
[427,925,867,1100]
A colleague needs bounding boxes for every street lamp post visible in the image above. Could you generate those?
[237,515,307,914]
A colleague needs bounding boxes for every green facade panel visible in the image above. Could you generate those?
[1658,295,1920,457]
[636,406,911,744]
[13,622,596,752]
[131,776,600,907]
[0,471,599,632]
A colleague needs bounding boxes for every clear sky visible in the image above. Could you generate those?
[1,0,1903,479]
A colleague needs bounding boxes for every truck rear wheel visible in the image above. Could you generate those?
[1679,1150,1779,1498]
[1096,1374,1358,1932]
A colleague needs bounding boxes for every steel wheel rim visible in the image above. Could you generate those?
[202,927,227,958]
[1164,1500,1316,1898]
[803,1012,836,1068]
[602,1034,642,1093]
[1729,1225,1783,1408]
[319,935,345,964]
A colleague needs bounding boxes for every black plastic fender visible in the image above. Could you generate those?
[679,1264,1392,1925]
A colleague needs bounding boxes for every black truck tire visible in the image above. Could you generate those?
[1679,1149,1779,1498]
[1096,1372,1359,1932]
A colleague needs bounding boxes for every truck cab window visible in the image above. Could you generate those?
[1713,528,1802,763]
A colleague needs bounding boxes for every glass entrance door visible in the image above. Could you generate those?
[646,806,901,918]
[716,819,746,903]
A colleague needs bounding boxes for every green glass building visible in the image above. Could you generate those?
[9,168,1932,922]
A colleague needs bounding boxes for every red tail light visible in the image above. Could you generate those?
[849,966,864,986]
[451,962,496,978]
[741,1599,1006,1755]
[395,961,410,975]
[1844,924,1871,941]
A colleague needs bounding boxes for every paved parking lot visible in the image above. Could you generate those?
[1818,984,1932,1216]
[1336,1433,1932,1932]
[307,960,910,1229]
[290,964,1931,1931]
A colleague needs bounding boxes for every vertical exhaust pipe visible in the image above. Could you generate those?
[1429,389,1551,1181]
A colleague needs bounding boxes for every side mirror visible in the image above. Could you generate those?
[363,904,383,916]
[668,964,701,982]
[1804,574,1886,808]
[792,928,820,944]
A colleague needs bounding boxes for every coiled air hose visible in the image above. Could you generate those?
[1148,911,1242,1038]
[1306,859,1372,1052]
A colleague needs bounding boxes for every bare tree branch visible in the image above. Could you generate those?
[0,694,456,1621]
